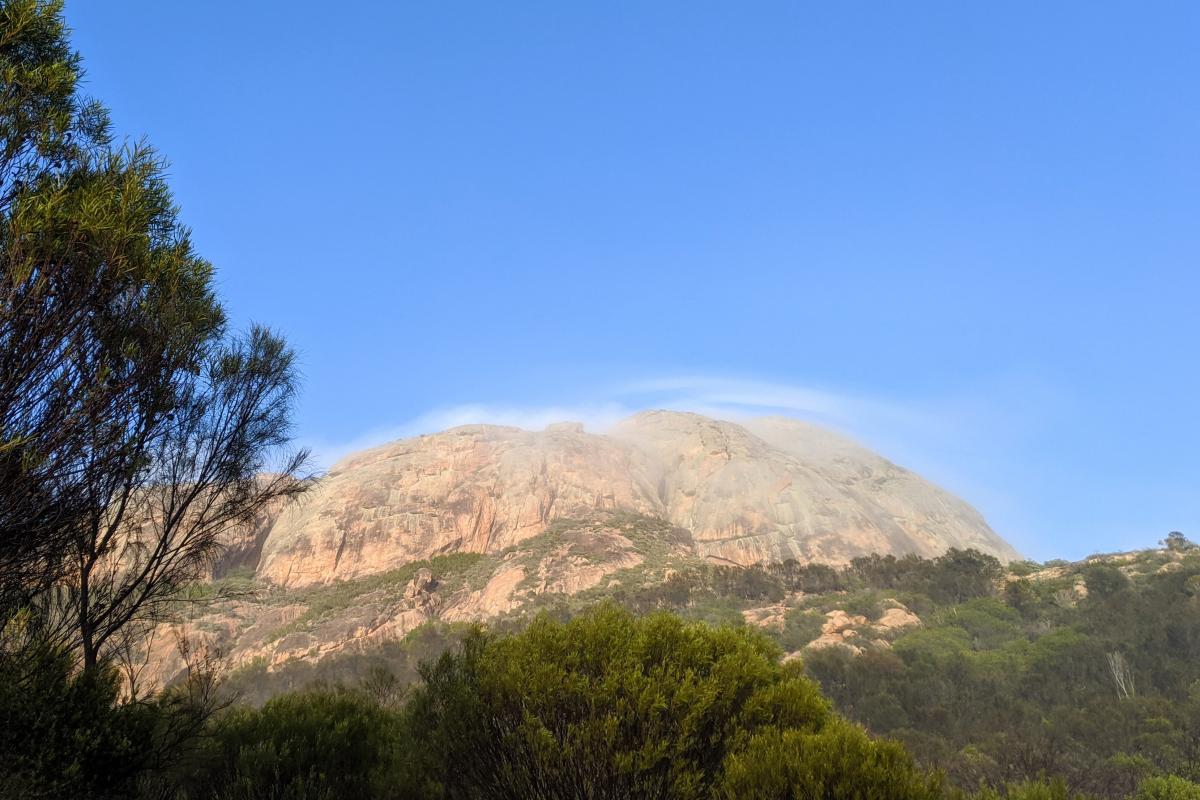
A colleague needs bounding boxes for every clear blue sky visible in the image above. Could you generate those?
[66,2,1200,561]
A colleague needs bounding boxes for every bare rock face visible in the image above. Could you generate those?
[876,606,922,631]
[258,424,661,586]
[257,411,1016,588]
[613,412,1016,566]
[775,601,925,662]
[821,609,869,635]
[742,604,790,630]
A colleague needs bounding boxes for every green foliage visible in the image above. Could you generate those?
[0,639,150,798]
[1008,560,1042,577]
[201,540,1200,799]
[163,544,1200,799]
[0,625,218,800]
[1004,578,1039,617]
[179,689,403,800]
[1083,563,1131,600]
[841,589,886,620]
[1162,534,1197,554]
[223,622,466,706]
[0,5,316,798]
[1135,776,1200,800]
[779,607,826,651]
[769,560,848,593]
[972,780,1093,800]
[1,0,309,679]
[394,604,936,799]
[712,564,787,602]
[940,598,1022,649]
[847,550,1003,606]
[717,723,941,799]
[805,551,1200,798]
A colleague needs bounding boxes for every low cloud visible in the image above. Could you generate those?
[301,375,934,471]
[616,375,936,434]
[296,371,1065,557]
[301,402,633,470]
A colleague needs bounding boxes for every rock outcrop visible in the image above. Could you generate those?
[257,423,661,586]
[798,602,922,656]
[614,413,1014,566]
[256,411,1016,588]
[145,412,1018,689]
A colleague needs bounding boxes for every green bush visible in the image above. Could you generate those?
[1135,776,1200,800]
[847,550,1002,605]
[712,565,786,602]
[769,561,847,594]
[841,590,885,620]
[1008,561,1042,578]
[1083,564,1130,600]
[394,603,940,799]
[0,638,158,799]
[972,780,1094,800]
[942,598,1022,650]
[182,689,404,800]
[778,608,826,651]
[717,724,942,799]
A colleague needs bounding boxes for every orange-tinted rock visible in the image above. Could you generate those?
[257,412,1016,588]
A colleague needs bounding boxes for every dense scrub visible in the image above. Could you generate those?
[599,539,1200,798]
[212,540,1200,798]
[589,541,1200,797]
[10,550,1200,798]
[803,546,1200,797]
[166,606,944,799]
[147,602,1200,800]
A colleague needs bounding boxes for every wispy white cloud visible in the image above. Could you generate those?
[615,375,936,434]
[621,376,853,416]
[301,375,937,470]
[296,371,1065,556]
[301,402,634,469]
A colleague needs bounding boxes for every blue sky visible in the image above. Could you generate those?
[66,2,1200,560]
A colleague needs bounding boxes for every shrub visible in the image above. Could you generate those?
[778,608,827,652]
[1008,561,1042,577]
[925,550,1003,605]
[847,550,1001,605]
[181,688,404,800]
[712,565,785,602]
[1136,776,1200,800]
[717,723,942,800]
[972,780,1093,800]
[1163,533,1197,554]
[943,598,1022,650]
[769,561,847,594]
[0,637,159,799]
[842,590,885,621]
[1083,564,1130,601]
[394,604,941,799]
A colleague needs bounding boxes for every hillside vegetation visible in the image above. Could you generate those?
[211,532,1200,799]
